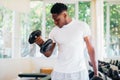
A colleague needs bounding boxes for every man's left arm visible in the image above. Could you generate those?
[84,36,98,76]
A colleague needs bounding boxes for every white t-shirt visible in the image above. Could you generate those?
[49,19,91,73]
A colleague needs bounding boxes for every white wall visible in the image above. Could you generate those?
[0,58,32,80]
[31,57,56,73]
[0,57,56,80]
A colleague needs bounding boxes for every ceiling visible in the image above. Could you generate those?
[31,0,120,4]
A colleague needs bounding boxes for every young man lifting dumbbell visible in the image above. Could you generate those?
[29,3,98,80]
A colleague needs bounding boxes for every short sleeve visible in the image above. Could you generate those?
[49,29,56,43]
[83,22,91,37]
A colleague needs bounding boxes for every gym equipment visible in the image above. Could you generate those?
[118,61,120,70]
[18,73,49,80]
[98,60,120,80]
[98,66,103,73]
[88,71,104,80]
[91,61,104,79]
[112,60,116,65]
[112,70,119,80]
[91,76,103,80]
[109,60,112,64]
[89,70,94,79]
[28,30,41,44]
[107,68,113,78]
[115,60,118,66]
[40,39,53,53]
[28,30,53,53]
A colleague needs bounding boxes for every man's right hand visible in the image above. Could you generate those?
[28,30,55,57]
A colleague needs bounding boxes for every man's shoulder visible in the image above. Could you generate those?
[73,19,88,26]
[73,19,85,24]
[51,26,58,31]
[76,20,86,24]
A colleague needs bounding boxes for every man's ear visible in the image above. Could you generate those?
[63,11,67,18]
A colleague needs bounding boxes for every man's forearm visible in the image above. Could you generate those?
[89,49,98,75]
[84,36,98,75]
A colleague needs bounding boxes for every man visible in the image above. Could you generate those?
[35,3,98,80]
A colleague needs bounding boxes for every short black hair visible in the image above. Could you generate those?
[50,3,68,14]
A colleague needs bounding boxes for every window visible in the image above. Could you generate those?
[78,2,90,25]
[104,3,120,57]
[0,6,12,58]
[21,1,43,57]
[45,3,54,39]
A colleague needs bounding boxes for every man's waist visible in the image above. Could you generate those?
[54,65,87,73]
[54,61,87,73]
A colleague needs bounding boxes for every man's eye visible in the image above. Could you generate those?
[56,19,59,22]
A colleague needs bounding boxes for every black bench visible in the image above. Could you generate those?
[18,73,48,80]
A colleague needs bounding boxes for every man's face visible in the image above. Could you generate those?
[52,12,67,28]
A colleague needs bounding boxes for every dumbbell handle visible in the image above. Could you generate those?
[35,36,45,47]
[35,38,53,53]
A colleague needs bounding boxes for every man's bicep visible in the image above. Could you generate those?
[84,36,93,51]
[83,22,91,38]
[84,36,91,43]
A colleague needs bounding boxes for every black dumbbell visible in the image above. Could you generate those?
[28,30,53,53]
[117,62,120,70]
[98,66,103,73]
[112,60,116,65]
[107,68,113,78]
[28,30,41,44]
[112,70,119,80]
[40,39,53,53]
[115,60,118,66]
[89,71,103,80]
[110,60,112,64]
[91,76,103,80]
[104,63,110,69]
[107,63,110,68]
[89,70,94,79]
